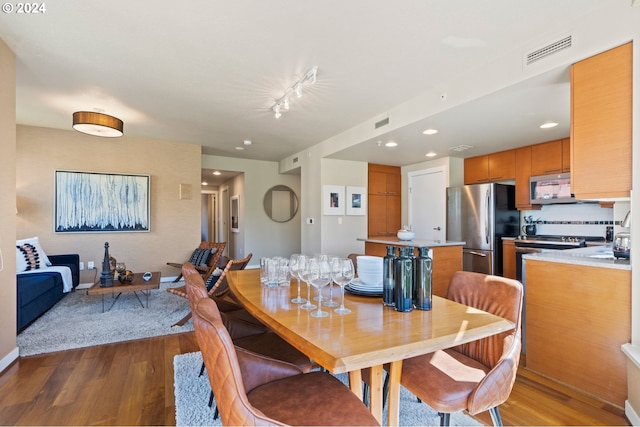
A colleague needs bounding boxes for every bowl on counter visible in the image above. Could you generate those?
[397,230,415,241]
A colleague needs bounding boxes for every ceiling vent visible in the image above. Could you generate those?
[375,117,390,129]
[526,35,572,65]
[449,144,474,152]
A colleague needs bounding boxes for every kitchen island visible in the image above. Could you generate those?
[357,237,464,297]
[523,247,630,408]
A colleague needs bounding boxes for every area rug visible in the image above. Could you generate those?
[173,352,484,426]
[17,281,194,356]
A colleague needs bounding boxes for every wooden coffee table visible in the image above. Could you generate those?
[87,271,161,312]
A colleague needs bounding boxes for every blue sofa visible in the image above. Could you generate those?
[17,254,80,332]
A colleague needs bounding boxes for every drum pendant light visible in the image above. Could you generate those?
[72,111,124,137]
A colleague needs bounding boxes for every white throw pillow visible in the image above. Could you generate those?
[16,236,52,267]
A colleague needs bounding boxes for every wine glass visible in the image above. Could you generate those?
[323,256,340,307]
[298,255,316,310]
[331,257,354,315]
[312,254,328,302]
[307,257,331,318]
[289,254,307,304]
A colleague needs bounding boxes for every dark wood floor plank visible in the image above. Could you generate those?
[0,332,630,426]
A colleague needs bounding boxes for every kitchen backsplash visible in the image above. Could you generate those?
[521,201,630,238]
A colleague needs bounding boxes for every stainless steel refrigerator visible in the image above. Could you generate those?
[446,183,519,276]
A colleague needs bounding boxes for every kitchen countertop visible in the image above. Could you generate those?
[358,237,465,247]
[523,245,631,270]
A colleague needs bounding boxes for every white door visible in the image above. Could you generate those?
[408,166,447,241]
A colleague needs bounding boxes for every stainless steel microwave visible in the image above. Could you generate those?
[529,172,575,204]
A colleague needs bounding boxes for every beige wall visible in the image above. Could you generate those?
[0,38,17,369]
[16,125,201,281]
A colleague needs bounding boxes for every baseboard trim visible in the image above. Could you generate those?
[626,400,640,426]
[0,346,19,374]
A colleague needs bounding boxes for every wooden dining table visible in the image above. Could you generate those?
[227,269,515,426]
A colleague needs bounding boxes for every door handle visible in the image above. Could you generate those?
[464,250,488,257]
[433,226,441,231]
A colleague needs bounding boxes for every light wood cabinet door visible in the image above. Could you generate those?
[465,150,515,184]
[367,194,387,237]
[464,155,489,184]
[488,149,516,181]
[386,195,401,234]
[531,140,563,176]
[502,239,516,279]
[526,259,630,407]
[561,138,570,172]
[515,146,532,209]
[571,42,632,199]
[368,164,401,237]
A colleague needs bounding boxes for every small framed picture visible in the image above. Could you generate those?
[346,186,367,215]
[322,185,345,215]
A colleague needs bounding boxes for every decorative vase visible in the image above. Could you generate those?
[100,242,114,287]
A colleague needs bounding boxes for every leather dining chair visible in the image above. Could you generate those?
[188,279,380,426]
[399,271,523,427]
[182,262,314,417]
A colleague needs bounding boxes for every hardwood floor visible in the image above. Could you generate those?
[0,333,630,426]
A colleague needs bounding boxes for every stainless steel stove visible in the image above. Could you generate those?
[514,234,588,250]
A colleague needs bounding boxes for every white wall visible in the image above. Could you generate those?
[320,159,367,257]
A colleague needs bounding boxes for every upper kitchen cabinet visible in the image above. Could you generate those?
[571,42,632,199]
[464,149,516,184]
[368,164,401,237]
[531,138,570,176]
[515,145,534,209]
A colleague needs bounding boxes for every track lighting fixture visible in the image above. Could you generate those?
[272,66,318,119]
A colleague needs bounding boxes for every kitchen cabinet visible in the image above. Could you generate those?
[368,164,401,237]
[502,239,516,279]
[525,258,630,408]
[515,145,534,209]
[531,138,570,176]
[571,42,632,199]
[464,149,515,184]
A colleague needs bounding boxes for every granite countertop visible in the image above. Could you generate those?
[357,237,465,248]
[523,245,631,270]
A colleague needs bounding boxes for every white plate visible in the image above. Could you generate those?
[350,278,383,291]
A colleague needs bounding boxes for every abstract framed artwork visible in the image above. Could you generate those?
[54,170,150,233]
[322,185,345,215]
[346,186,367,215]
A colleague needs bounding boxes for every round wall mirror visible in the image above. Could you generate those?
[263,185,298,223]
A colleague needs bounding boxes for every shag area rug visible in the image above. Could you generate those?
[17,281,194,356]
[173,351,484,426]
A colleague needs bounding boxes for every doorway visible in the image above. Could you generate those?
[408,166,447,241]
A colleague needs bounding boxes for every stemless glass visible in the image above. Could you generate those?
[307,257,331,318]
[299,255,316,310]
[289,254,306,304]
[331,257,354,315]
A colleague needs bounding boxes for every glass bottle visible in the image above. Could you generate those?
[394,247,413,312]
[413,247,432,310]
[382,245,396,307]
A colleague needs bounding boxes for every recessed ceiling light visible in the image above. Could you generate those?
[540,122,558,129]
[235,146,245,150]
[244,140,252,145]
[423,129,438,135]
[213,171,221,176]
[202,181,208,186]
[425,152,437,157]
[385,141,398,147]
